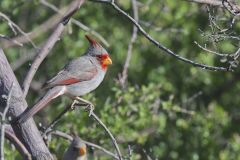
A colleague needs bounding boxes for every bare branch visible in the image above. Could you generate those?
[22,0,85,98]
[39,0,109,47]
[51,130,119,160]
[187,0,223,6]
[4,125,31,160]
[90,112,122,160]
[0,49,53,159]
[222,0,240,16]
[0,82,13,160]
[10,48,37,71]
[0,34,23,47]
[91,0,231,71]
[0,12,37,48]
[119,0,138,87]
[1,14,62,49]
[187,0,240,9]
[42,105,72,137]
[73,97,123,159]
[194,41,229,56]
[42,97,123,160]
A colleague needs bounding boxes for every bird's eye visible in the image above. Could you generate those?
[73,147,79,151]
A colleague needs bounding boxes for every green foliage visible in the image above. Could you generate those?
[1,0,240,159]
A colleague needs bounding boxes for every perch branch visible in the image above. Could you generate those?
[42,98,123,160]
[90,112,122,160]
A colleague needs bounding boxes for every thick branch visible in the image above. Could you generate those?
[0,49,53,159]
[4,125,31,160]
[0,82,13,160]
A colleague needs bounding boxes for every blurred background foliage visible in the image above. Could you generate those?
[1,0,240,159]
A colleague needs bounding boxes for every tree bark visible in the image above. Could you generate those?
[0,49,53,160]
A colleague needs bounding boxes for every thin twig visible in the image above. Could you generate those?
[187,0,240,11]
[127,145,133,160]
[40,102,120,160]
[42,105,72,137]
[120,0,138,87]
[0,82,13,160]
[40,0,109,47]
[22,0,85,98]
[194,41,229,56]
[4,125,31,160]
[91,0,230,71]
[222,0,240,16]
[42,99,123,159]
[51,130,119,159]
[143,149,153,160]
[0,12,37,48]
[83,140,119,160]
[10,48,37,71]
[90,112,122,160]
[182,91,202,107]
[0,34,23,47]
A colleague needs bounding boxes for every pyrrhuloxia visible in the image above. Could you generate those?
[63,136,87,160]
[17,35,112,123]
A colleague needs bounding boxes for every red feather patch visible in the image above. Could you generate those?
[59,78,81,85]
[97,54,110,70]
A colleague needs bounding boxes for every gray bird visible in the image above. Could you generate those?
[17,35,112,123]
[63,136,87,160]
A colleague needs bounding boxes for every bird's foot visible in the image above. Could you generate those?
[70,100,79,110]
[86,103,94,117]
[74,97,94,116]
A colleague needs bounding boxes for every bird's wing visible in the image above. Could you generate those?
[45,57,98,87]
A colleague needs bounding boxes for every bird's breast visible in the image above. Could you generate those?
[65,68,106,96]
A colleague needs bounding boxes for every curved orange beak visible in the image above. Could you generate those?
[102,56,112,66]
[79,147,87,156]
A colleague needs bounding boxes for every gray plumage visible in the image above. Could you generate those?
[63,137,87,160]
[17,35,112,123]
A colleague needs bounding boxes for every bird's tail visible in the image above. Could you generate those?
[17,86,65,123]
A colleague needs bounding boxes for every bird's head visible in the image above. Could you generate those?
[85,35,112,70]
[72,137,87,156]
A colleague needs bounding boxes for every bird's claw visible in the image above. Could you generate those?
[70,100,78,110]
[87,104,94,117]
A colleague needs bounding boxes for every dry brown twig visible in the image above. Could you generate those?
[0,12,37,48]
[119,0,139,88]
